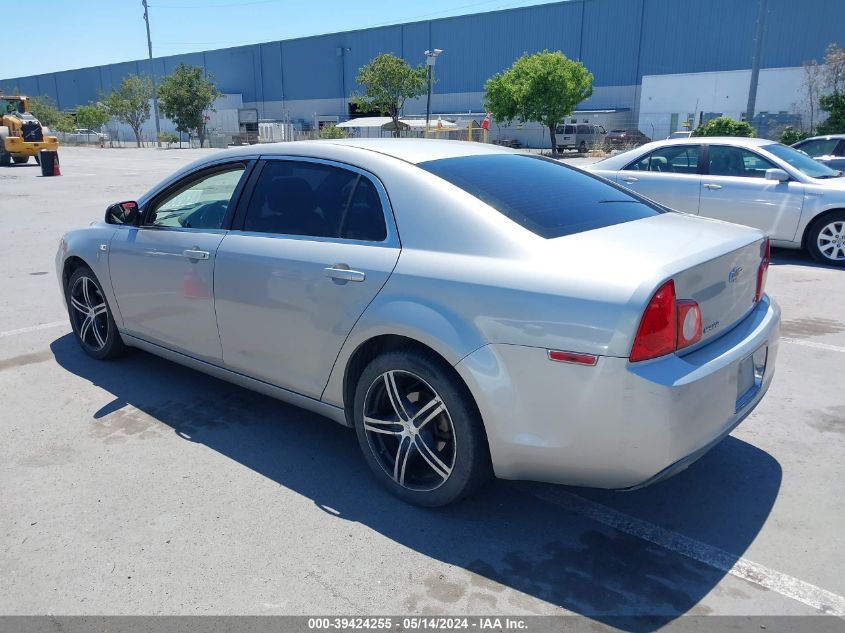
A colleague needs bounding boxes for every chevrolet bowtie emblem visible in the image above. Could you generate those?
[728,266,743,283]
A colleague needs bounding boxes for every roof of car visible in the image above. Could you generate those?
[797,134,845,141]
[218,138,515,165]
[656,136,773,146]
[587,136,779,170]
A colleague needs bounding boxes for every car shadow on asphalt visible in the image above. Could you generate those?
[771,248,836,269]
[50,334,782,632]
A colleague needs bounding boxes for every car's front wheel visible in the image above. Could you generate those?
[807,212,845,267]
[353,349,491,506]
[65,266,126,359]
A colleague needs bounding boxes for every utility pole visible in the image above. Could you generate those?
[745,0,768,125]
[425,49,443,136]
[142,0,161,147]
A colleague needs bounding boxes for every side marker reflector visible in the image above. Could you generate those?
[548,350,598,366]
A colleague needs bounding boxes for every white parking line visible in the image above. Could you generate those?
[781,337,845,354]
[524,486,845,616]
[0,320,67,339]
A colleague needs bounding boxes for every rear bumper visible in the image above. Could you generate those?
[455,296,780,489]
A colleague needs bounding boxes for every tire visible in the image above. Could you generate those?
[352,349,491,506]
[579,141,587,153]
[12,155,28,164]
[65,266,126,359]
[806,211,845,267]
[34,153,40,165]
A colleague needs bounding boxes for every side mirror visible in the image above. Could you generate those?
[765,168,789,182]
[105,200,140,225]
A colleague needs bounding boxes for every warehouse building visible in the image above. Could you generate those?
[1,0,842,146]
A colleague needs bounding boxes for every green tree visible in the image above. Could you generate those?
[157,64,220,148]
[103,75,152,147]
[319,124,347,139]
[352,53,427,138]
[75,103,110,135]
[817,92,845,134]
[28,96,74,133]
[778,126,810,145]
[157,131,180,146]
[693,116,756,138]
[483,50,593,153]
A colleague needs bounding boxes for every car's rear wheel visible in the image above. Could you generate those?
[807,212,845,267]
[579,141,587,153]
[12,155,28,164]
[65,266,126,359]
[352,349,491,506]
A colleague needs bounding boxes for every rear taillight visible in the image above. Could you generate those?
[630,280,677,362]
[755,238,770,303]
[630,280,702,362]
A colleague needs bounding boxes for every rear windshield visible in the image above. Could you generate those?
[418,154,663,239]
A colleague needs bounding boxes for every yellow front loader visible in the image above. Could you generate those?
[0,95,59,166]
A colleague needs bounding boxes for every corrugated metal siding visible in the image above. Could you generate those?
[282,36,341,100]
[431,2,583,94]
[2,0,842,111]
[206,46,258,101]
[762,0,845,68]
[581,0,643,86]
[342,25,404,96]
[639,0,758,76]
[259,42,284,102]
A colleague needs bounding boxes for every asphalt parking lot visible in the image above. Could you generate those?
[1,146,844,627]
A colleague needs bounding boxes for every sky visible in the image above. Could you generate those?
[8,0,563,77]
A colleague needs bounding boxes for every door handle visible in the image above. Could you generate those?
[704,183,723,190]
[621,176,638,183]
[182,249,210,260]
[323,265,366,282]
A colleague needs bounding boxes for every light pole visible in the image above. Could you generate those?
[745,0,768,124]
[424,49,443,135]
[142,0,161,147]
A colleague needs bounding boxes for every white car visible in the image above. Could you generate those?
[587,137,845,266]
[70,128,108,143]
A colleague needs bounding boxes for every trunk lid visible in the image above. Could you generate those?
[543,212,766,354]
[673,236,763,348]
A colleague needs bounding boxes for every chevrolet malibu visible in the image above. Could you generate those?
[56,139,780,506]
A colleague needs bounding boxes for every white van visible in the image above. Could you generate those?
[554,123,606,152]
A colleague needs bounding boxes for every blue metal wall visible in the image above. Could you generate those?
[1,0,842,111]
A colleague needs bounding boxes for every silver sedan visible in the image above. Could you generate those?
[587,137,845,266]
[56,139,780,506]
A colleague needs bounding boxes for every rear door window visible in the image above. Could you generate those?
[418,154,662,239]
[241,160,387,241]
[795,138,841,157]
[626,145,700,174]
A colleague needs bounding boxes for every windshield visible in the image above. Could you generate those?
[1,98,24,114]
[762,143,840,179]
[418,154,663,239]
